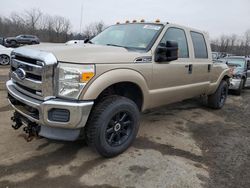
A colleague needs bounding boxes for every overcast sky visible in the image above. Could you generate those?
[1,0,250,38]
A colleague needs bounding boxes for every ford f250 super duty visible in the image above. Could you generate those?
[6,21,231,157]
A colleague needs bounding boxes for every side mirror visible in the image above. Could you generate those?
[155,41,178,62]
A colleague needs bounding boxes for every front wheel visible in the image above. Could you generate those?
[0,55,10,65]
[207,80,228,109]
[85,96,140,158]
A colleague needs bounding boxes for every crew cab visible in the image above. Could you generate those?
[6,21,230,157]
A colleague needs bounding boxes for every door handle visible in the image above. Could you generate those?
[208,64,211,72]
[188,64,193,74]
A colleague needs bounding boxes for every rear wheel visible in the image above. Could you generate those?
[85,96,140,158]
[0,55,10,65]
[207,80,228,109]
[10,40,17,46]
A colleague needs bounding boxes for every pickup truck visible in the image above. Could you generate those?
[6,21,230,157]
[221,56,250,95]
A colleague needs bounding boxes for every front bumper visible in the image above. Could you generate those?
[6,80,93,141]
[229,78,241,90]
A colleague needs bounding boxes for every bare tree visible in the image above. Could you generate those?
[83,21,106,38]
[24,8,42,33]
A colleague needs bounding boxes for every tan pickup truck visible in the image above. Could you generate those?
[7,21,230,157]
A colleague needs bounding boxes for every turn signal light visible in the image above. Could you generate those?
[81,72,95,82]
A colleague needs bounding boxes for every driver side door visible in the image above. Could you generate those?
[151,27,194,108]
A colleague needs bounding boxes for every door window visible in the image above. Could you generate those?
[190,31,208,59]
[160,27,189,58]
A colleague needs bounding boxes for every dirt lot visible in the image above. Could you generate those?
[0,67,250,188]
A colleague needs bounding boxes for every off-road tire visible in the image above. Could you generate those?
[207,80,228,109]
[85,95,140,158]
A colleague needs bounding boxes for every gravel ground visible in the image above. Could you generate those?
[0,70,249,187]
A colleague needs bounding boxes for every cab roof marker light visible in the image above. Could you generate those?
[125,20,130,23]
[155,19,161,23]
[141,19,145,23]
[116,22,120,24]
[132,20,137,23]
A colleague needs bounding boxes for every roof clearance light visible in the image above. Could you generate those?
[141,19,145,23]
[125,20,130,23]
[116,22,120,24]
[155,19,160,23]
[132,20,137,23]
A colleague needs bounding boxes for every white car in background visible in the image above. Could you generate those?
[65,40,85,45]
[0,45,13,65]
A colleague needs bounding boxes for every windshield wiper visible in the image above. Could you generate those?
[84,38,94,44]
[106,44,127,48]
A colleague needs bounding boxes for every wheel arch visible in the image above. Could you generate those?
[208,69,231,95]
[80,69,150,111]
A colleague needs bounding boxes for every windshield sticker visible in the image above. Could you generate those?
[143,25,161,31]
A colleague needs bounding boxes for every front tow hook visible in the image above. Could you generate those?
[11,112,41,142]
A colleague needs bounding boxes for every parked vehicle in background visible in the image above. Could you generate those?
[0,37,5,46]
[246,58,250,88]
[65,40,85,45]
[7,21,230,157]
[222,56,250,95]
[0,45,13,65]
[212,51,234,61]
[6,35,40,47]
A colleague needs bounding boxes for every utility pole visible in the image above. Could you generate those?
[80,3,83,34]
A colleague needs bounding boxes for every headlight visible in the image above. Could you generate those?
[57,63,95,99]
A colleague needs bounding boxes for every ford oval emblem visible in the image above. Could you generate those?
[15,68,26,80]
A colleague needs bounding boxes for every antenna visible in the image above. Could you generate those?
[80,3,83,34]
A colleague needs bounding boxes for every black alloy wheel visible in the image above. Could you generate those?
[105,111,133,147]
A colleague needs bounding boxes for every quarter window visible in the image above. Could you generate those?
[191,32,208,59]
[160,27,189,58]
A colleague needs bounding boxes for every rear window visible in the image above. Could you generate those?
[191,31,208,59]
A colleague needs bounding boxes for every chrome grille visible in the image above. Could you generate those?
[10,48,57,100]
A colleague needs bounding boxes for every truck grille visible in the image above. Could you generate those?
[10,48,57,100]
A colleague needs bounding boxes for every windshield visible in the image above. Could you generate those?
[90,23,163,50]
[224,58,245,67]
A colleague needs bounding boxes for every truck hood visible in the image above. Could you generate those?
[18,43,148,64]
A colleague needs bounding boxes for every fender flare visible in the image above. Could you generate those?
[208,69,231,94]
[80,69,150,110]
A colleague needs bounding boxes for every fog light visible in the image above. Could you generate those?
[48,109,70,122]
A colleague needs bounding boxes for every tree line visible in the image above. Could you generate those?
[0,8,105,43]
[211,30,250,56]
[1,8,250,56]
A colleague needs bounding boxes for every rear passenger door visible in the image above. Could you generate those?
[190,31,211,91]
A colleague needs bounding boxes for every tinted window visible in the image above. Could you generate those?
[161,27,189,58]
[191,32,208,59]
